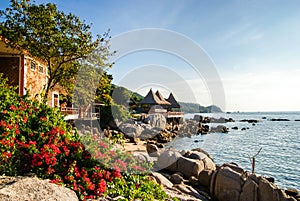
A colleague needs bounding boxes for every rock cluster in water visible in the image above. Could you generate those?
[117,113,234,144]
[143,146,300,201]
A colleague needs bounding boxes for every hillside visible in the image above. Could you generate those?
[112,86,222,113]
[179,102,223,113]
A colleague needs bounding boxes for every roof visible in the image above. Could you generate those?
[167,93,181,108]
[155,90,171,105]
[139,89,170,105]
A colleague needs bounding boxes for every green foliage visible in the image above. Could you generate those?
[100,105,130,129]
[95,72,113,105]
[111,86,132,106]
[0,0,110,98]
[0,75,168,200]
[179,102,223,113]
[105,174,169,200]
[111,85,143,105]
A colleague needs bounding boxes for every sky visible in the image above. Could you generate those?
[1,0,300,112]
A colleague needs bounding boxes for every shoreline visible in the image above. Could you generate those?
[121,138,300,201]
[117,112,300,200]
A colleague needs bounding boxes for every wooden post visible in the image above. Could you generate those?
[249,147,262,174]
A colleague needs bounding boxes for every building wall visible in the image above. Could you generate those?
[23,56,47,101]
[0,40,62,108]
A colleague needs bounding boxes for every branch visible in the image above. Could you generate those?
[253,147,262,158]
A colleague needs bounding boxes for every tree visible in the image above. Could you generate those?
[0,0,109,99]
[73,46,113,108]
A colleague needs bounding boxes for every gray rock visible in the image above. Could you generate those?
[193,114,204,122]
[240,177,259,201]
[258,177,296,201]
[170,173,184,184]
[213,166,243,201]
[188,176,200,187]
[150,172,173,188]
[132,152,156,164]
[119,123,144,137]
[0,176,78,201]
[145,114,167,129]
[198,169,214,187]
[146,143,160,157]
[185,151,208,160]
[157,149,181,172]
[177,156,205,178]
[174,183,209,200]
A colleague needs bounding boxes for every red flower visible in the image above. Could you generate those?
[112,169,122,178]
[99,141,108,149]
[23,116,28,124]
[2,110,7,114]
[0,120,6,127]
[2,151,12,159]
[97,179,106,194]
[15,129,20,134]
[9,105,17,111]
[6,124,13,130]
[40,116,47,121]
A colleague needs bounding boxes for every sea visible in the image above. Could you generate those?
[166,112,300,191]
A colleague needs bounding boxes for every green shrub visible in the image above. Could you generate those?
[0,75,168,200]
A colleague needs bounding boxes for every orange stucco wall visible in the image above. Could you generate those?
[24,56,47,100]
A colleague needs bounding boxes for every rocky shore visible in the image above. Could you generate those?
[115,113,299,201]
[1,113,299,201]
[1,145,298,201]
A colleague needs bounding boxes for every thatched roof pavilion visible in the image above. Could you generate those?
[139,89,167,105]
[155,90,171,106]
[166,93,180,108]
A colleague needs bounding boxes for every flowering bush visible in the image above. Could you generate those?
[0,75,168,200]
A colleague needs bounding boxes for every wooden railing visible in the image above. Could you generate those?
[167,111,184,118]
[60,107,79,115]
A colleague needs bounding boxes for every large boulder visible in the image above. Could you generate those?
[212,166,244,201]
[157,149,216,180]
[145,114,167,129]
[0,176,78,201]
[258,177,296,201]
[177,156,205,178]
[119,123,144,137]
[198,169,214,187]
[240,176,259,201]
[150,172,173,188]
[185,150,216,171]
[157,149,181,172]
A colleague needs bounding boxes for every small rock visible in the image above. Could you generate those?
[188,176,200,187]
[146,143,160,157]
[150,172,173,188]
[265,176,275,183]
[170,173,184,184]
[285,188,299,197]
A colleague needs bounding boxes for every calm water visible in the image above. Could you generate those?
[167,112,300,190]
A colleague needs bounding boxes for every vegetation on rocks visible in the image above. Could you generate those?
[0,75,168,200]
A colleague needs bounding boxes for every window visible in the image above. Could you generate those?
[52,92,59,107]
[30,60,36,71]
[38,65,43,73]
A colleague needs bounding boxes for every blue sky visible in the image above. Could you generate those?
[1,0,300,112]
